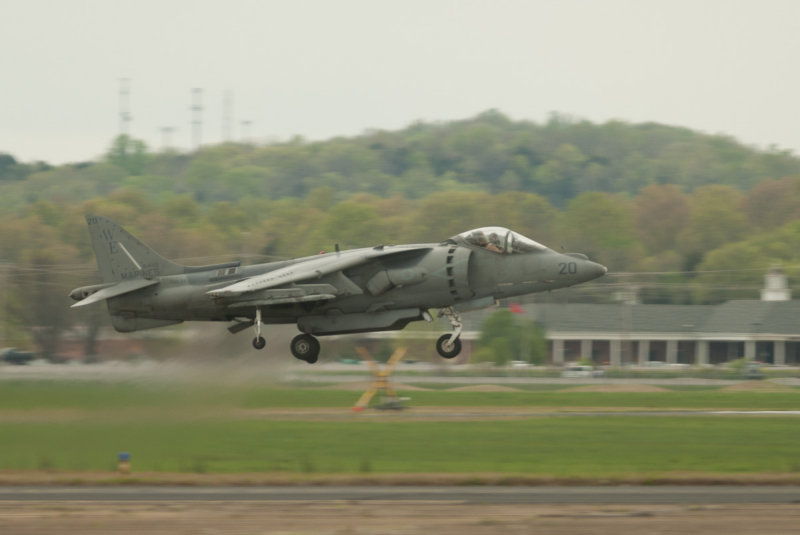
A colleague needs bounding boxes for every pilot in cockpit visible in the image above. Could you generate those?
[467,230,488,247]
[486,232,504,253]
[466,229,504,253]
[461,227,545,255]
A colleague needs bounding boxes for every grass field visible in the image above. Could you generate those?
[3,417,800,476]
[1,380,799,481]
[2,380,800,410]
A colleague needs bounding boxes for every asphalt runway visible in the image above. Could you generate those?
[3,485,800,504]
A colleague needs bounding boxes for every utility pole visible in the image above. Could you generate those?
[240,120,252,144]
[118,78,131,136]
[160,127,175,151]
[191,88,203,150]
[222,90,234,142]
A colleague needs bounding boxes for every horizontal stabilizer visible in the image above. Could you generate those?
[71,279,159,308]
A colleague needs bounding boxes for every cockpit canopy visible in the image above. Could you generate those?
[454,227,547,254]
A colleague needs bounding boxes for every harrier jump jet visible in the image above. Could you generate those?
[70,216,606,363]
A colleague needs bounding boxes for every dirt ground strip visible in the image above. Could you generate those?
[1,502,799,534]
[0,405,713,424]
[235,405,675,421]
[3,471,800,486]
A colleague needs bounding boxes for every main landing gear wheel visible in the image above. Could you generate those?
[252,336,266,350]
[436,334,462,359]
[291,334,320,364]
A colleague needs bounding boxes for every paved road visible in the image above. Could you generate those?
[3,486,800,504]
[6,361,789,387]
[292,373,745,386]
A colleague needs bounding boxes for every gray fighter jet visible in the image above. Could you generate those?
[70,215,606,363]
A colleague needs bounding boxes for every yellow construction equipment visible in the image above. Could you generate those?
[352,346,408,412]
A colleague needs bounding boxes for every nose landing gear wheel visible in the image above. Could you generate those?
[436,334,462,359]
[291,334,320,363]
[436,306,464,359]
[253,336,266,350]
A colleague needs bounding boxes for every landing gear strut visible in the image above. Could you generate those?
[291,333,320,364]
[436,306,463,359]
[252,308,266,350]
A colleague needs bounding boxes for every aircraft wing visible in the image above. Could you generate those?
[71,278,159,308]
[208,246,431,298]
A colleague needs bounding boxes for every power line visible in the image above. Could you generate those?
[607,264,800,277]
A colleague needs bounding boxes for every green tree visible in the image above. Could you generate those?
[560,192,643,271]
[312,200,384,251]
[678,185,748,271]
[1,214,81,359]
[694,220,800,303]
[0,153,20,180]
[105,135,149,175]
[474,309,547,365]
[634,184,690,254]
[744,177,800,230]
[409,191,494,242]
[489,192,559,247]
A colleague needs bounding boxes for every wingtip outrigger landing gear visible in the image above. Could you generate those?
[252,307,266,350]
[436,306,463,359]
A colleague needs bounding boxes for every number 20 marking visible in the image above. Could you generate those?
[559,262,577,275]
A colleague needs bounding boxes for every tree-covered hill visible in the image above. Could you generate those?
[2,110,799,209]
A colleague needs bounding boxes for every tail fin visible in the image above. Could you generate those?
[86,215,185,282]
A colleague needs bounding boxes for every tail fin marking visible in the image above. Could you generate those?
[86,215,185,283]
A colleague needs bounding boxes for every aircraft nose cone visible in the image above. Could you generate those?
[589,261,608,279]
[553,254,607,283]
[573,258,607,282]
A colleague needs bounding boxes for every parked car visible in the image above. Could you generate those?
[742,363,764,380]
[561,365,603,378]
[1,348,35,365]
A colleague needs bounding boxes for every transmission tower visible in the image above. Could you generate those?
[240,120,253,144]
[222,90,234,142]
[191,88,203,149]
[118,78,131,136]
[160,126,175,151]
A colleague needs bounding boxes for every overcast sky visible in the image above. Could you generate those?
[2,0,799,164]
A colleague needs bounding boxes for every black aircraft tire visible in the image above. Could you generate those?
[253,336,266,350]
[291,334,320,363]
[436,334,462,359]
